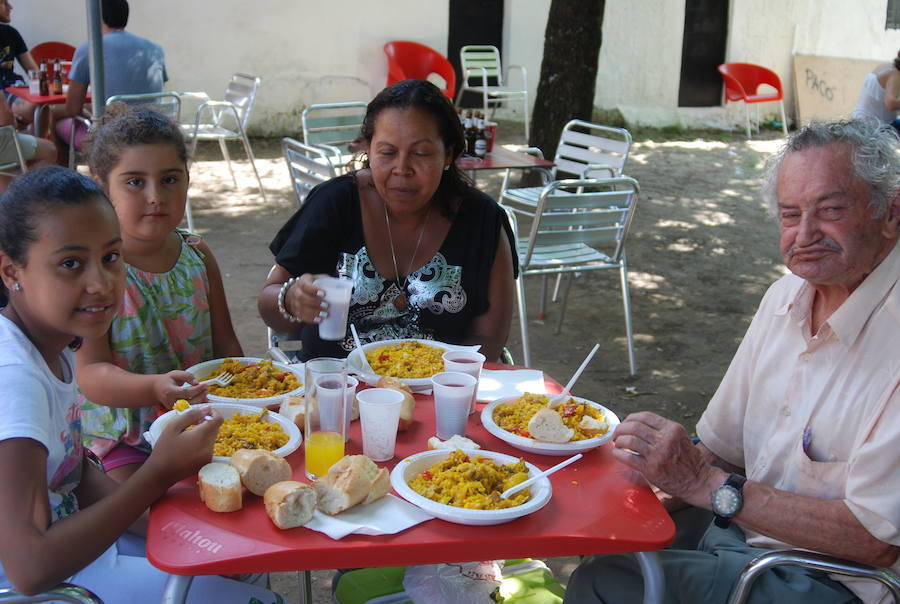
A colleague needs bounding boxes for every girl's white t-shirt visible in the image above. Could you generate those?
[0,314,83,589]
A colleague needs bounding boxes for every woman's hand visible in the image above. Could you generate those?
[283,273,329,324]
[144,406,223,485]
[153,370,208,409]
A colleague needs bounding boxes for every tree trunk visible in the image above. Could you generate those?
[529,0,605,157]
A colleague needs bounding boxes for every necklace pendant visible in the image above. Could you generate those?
[393,293,408,311]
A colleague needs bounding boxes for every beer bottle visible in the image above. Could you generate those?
[474,112,488,159]
[52,59,63,95]
[464,111,477,156]
[38,61,49,96]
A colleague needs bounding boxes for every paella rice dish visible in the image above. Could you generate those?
[212,410,289,457]
[408,449,531,509]
[204,358,300,398]
[493,393,609,441]
[365,341,445,379]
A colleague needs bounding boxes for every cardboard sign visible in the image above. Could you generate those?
[792,54,882,124]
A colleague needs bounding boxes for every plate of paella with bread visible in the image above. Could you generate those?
[185,357,304,407]
[481,392,620,455]
[347,339,481,390]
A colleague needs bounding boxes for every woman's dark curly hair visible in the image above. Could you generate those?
[894,49,900,71]
[85,103,188,184]
[358,79,473,217]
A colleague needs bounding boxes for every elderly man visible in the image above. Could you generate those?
[566,118,899,603]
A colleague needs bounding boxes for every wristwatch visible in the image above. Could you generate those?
[711,473,746,528]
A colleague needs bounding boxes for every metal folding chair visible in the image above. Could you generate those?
[456,45,529,140]
[282,137,338,206]
[0,125,28,177]
[180,73,267,202]
[505,176,640,374]
[0,582,102,603]
[301,101,366,172]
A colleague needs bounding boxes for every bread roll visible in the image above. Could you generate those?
[528,407,574,443]
[264,481,317,529]
[279,394,307,429]
[428,435,480,450]
[229,449,293,496]
[198,462,242,512]
[313,455,390,515]
[579,415,609,437]
[376,376,415,431]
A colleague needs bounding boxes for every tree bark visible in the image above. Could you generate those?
[529,0,605,157]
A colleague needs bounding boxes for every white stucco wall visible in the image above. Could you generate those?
[10,0,900,134]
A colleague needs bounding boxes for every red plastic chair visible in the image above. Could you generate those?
[383,41,456,99]
[717,63,788,138]
[30,41,76,63]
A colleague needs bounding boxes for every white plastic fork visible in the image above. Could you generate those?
[500,453,583,499]
[199,371,234,387]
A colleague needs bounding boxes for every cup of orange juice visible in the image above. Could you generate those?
[304,357,348,479]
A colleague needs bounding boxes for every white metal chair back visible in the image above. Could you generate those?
[507,176,640,374]
[552,119,632,180]
[223,73,260,132]
[106,92,182,123]
[302,102,366,152]
[282,137,337,206]
[0,125,27,177]
[460,45,505,86]
[456,44,529,140]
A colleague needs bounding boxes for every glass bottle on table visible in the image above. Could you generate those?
[38,61,49,96]
[51,60,63,95]
[474,112,488,159]
[464,110,477,156]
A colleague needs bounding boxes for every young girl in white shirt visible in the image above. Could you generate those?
[0,166,281,603]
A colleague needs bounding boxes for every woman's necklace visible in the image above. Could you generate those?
[383,202,432,311]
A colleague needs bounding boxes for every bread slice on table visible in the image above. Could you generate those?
[198,462,242,512]
[428,434,480,450]
[376,376,415,430]
[528,407,575,443]
[279,394,306,429]
[264,481,317,529]
[229,449,292,496]
[313,454,391,515]
[579,415,609,437]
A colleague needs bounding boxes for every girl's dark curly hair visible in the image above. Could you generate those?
[357,79,474,217]
[85,102,188,184]
[894,49,900,71]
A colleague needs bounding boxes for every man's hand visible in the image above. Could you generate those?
[612,411,725,507]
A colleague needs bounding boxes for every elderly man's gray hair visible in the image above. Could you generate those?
[763,118,900,218]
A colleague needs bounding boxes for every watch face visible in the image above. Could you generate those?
[713,485,741,516]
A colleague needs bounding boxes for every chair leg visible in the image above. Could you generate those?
[522,91,530,141]
[454,85,465,109]
[620,262,637,376]
[778,100,788,136]
[744,104,751,139]
[483,88,490,124]
[516,275,531,368]
[538,275,549,319]
[551,273,563,303]
[219,138,237,187]
[554,273,575,335]
[239,126,268,203]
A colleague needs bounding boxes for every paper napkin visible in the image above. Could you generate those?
[476,369,546,402]
[304,494,435,540]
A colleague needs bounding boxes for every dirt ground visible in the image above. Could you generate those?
[187,123,788,602]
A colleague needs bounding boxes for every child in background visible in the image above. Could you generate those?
[77,105,243,482]
[0,167,280,602]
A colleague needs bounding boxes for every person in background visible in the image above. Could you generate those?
[0,0,39,130]
[0,96,56,192]
[258,79,517,362]
[52,0,167,163]
[852,50,900,132]
[0,166,281,603]
[76,105,242,483]
[565,118,899,603]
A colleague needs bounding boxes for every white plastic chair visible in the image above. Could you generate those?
[301,101,367,172]
[727,549,900,604]
[0,125,28,177]
[180,73,267,202]
[0,582,103,603]
[455,45,529,140]
[282,137,338,206]
[506,176,640,374]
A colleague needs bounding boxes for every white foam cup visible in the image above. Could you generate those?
[431,371,477,440]
[341,375,359,441]
[356,388,405,461]
[314,276,353,341]
[442,350,486,414]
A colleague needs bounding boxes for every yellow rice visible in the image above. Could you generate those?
[205,358,300,398]
[212,410,289,457]
[365,341,445,379]
[408,449,531,509]
[492,392,608,441]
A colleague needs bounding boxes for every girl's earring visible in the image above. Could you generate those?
[12,283,22,291]
[444,164,450,171]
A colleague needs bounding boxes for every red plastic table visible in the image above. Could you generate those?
[4,86,89,136]
[147,367,674,602]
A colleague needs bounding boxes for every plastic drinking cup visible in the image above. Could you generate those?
[356,388,405,462]
[314,276,353,341]
[28,70,39,95]
[442,350,486,414]
[304,357,348,479]
[341,375,359,442]
[431,371,477,440]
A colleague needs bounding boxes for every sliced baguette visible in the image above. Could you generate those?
[263,481,317,529]
[229,449,293,496]
[528,407,574,443]
[579,415,609,437]
[376,376,415,431]
[198,462,242,512]
[279,395,307,429]
[314,454,390,515]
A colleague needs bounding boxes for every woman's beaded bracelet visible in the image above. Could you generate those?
[277,277,302,323]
